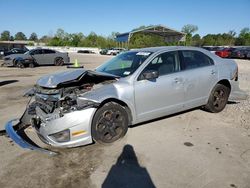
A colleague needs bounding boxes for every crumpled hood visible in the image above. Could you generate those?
[37,69,119,88]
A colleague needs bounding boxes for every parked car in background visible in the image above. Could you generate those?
[215,47,236,58]
[3,48,28,56]
[247,51,250,59]
[230,47,250,59]
[100,48,108,55]
[5,46,247,154]
[3,48,70,68]
[77,50,95,54]
[202,46,223,54]
[106,48,125,55]
[0,48,5,56]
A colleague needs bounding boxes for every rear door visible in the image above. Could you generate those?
[179,50,218,109]
[42,49,56,65]
[31,49,44,65]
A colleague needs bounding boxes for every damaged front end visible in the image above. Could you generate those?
[5,69,119,154]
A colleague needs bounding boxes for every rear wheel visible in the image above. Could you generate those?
[204,84,230,113]
[29,62,35,68]
[54,57,64,66]
[92,102,128,144]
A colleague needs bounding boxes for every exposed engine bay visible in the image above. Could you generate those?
[28,69,118,115]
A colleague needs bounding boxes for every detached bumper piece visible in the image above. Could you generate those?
[5,119,57,155]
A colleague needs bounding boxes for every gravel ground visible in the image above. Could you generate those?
[0,53,249,188]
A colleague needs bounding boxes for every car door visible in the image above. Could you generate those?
[134,51,185,122]
[178,50,218,109]
[42,49,56,65]
[31,49,44,65]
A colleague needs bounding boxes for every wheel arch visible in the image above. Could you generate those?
[98,98,133,125]
[55,56,63,60]
[206,79,232,104]
[217,79,231,91]
[13,57,23,65]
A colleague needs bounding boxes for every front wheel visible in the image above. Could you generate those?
[204,84,230,113]
[92,102,128,144]
[16,60,25,68]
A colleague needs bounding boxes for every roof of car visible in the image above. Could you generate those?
[131,46,203,53]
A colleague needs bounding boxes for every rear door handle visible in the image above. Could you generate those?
[211,70,217,75]
[174,77,182,83]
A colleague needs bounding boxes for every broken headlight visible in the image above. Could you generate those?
[49,129,70,143]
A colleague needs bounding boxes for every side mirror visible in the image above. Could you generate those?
[140,70,159,80]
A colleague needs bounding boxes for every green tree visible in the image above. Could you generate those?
[68,32,84,46]
[10,36,14,41]
[181,24,198,35]
[202,34,216,46]
[181,24,198,45]
[29,32,38,41]
[39,35,52,43]
[235,27,250,45]
[48,37,64,46]
[109,32,120,40]
[192,34,201,46]
[129,33,167,48]
[1,30,10,40]
[15,32,27,40]
[56,28,66,39]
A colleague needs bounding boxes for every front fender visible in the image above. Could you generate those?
[79,83,137,124]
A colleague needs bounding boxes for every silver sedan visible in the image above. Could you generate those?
[5,46,247,154]
[3,48,70,68]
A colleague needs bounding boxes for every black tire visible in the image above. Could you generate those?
[54,57,64,66]
[16,60,25,68]
[92,102,128,144]
[204,84,230,113]
[29,62,35,68]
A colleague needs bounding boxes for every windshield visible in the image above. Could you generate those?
[96,51,152,77]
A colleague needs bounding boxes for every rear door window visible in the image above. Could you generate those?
[43,49,55,54]
[32,49,43,55]
[180,50,214,70]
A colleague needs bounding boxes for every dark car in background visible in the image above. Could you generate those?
[0,48,5,55]
[100,48,108,55]
[247,51,250,59]
[3,48,28,56]
[77,49,95,54]
[230,47,250,59]
[202,46,224,54]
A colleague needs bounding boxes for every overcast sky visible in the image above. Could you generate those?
[0,0,249,38]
